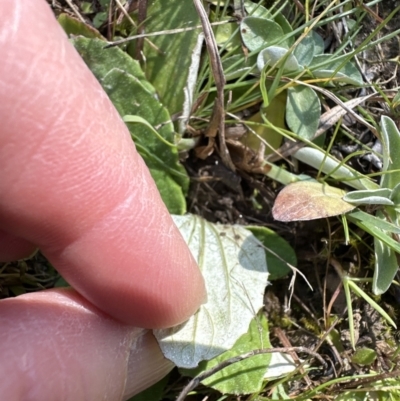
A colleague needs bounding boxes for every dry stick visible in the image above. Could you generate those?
[135,0,148,62]
[175,347,327,401]
[356,0,384,24]
[274,327,313,387]
[192,0,235,171]
[116,0,136,24]
[114,0,138,30]
[106,0,114,42]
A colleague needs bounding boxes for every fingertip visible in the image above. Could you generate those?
[0,230,36,262]
[0,0,206,330]
[49,209,206,328]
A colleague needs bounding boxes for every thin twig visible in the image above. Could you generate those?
[106,0,113,42]
[114,0,137,28]
[135,0,147,61]
[176,347,327,401]
[274,327,313,387]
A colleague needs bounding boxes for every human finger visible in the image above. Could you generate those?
[0,288,174,401]
[0,0,205,327]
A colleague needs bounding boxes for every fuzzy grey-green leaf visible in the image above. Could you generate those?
[372,211,399,295]
[240,17,287,52]
[310,55,363,85]
[286,86,320,140]
[380,116,400,190]
[257,46,302,72]
[139,0,201,115]
[343,188,394,206]
[154,214,269,368]
[293,32,316,66]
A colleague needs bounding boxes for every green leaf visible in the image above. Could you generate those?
[310,55,363,85]
[243,1,272,19]
[372,211,399,295]
[380,116,400,190]
[154,214,269,368]
[272,181,355,221]
[310,31,324,56]
[92,12,108,29]
[294,147,379,190]
[123,115,175,148]
[180,314,271,394]
[351,219,400,255]
[335,391,371,401]
[273,14,294,46]
[104,70,187,214]
[243,1,294,46]
[293,32,317,67]
[343,188,394,206]
[352,348,377,366]
[240,91,286,155]
[390,182,400,205]
[373,234,398,295]
[127,374,169,401]
[222,54,255,80]
[180,314,295,395]
[347,210,400,234]
[240,17,288,52]
[286,86,321,140]
[58,14,103,39]
[72,37,155,94]
[214,22,241,50]
[392,91,400,108]
[81,2,94,14]
[140,0,201,115]
[247,226,295,280]
[72,37,189,214]
[257,46,302,72]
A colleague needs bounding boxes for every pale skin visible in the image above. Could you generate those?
[0,1,206,400]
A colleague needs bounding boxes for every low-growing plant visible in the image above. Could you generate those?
[39,0,400,399]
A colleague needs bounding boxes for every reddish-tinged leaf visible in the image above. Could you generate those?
[272,181,355,221]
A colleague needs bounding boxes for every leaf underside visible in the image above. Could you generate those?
[154,214,269,368]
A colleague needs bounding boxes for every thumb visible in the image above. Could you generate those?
[0,288,174,401]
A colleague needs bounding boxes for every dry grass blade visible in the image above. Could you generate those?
[105,20,233,47]
[192,0,235,170]
[64,0,86,23]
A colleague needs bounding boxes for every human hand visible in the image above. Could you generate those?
[0,1,206,399]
